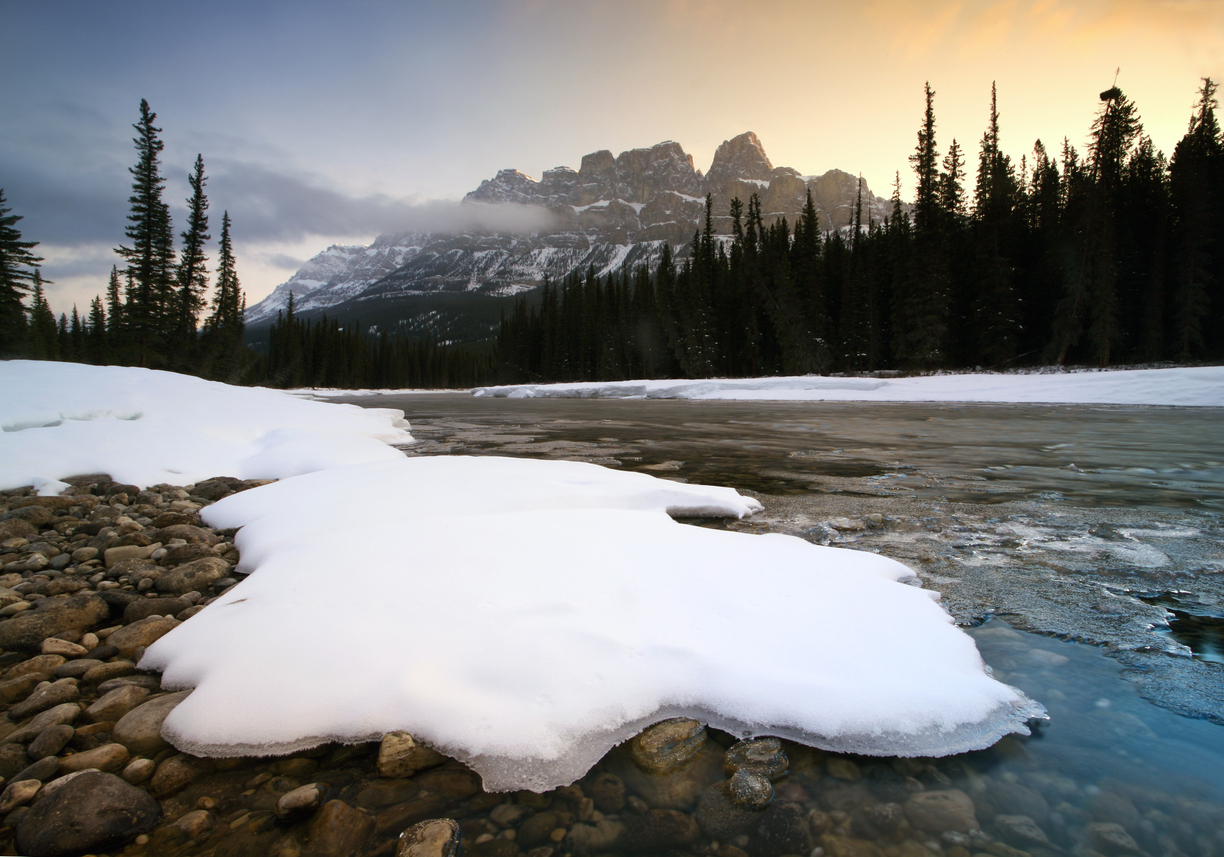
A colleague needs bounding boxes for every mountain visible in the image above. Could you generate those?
[245,133,898,344]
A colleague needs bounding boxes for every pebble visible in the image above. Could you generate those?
[723,736,788,779]
[378,730,447,778]
[630,718,708,773]
[397,817,461,857]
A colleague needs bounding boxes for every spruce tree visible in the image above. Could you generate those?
[27,272,58,359]
[116,99,176,365]
[0,188,43,354]
[175,154,211,344]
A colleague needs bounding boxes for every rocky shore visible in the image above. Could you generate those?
[1,477,1222,857]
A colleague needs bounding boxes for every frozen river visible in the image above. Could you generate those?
[334,392,1224,810]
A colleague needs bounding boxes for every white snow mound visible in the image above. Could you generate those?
[0,361,413,491]
[142,455,1044,792]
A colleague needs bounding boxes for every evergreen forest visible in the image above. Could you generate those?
[3,80,1223,390]
[498,80,1224,383]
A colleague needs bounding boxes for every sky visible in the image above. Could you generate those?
[2,0,1221,316]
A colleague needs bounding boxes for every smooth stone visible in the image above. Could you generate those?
[0,743,31,780]
[1086,822,1142,855]
[305,799,375,856]
[610,739,724,810]
[112,690,191,756]
[97,674,160,694]
[619,807,700,852]
[397,817,461,857]
[276,781,329,821]
[7,702,82,743]
[121,757,155,784]
[12,754,59,784]
[39,638,88,658]
[150,753,209,797]
[630,717,707,773]
[103,543,161,567]
[27,724,75,760]
[8,678,79,721]
[587,771,625,813]
[84,684,150,723]
[71,546,99,562]
[820,832,888,857]
[516,811,560,848]
[154,556,228,595]
[727,768,774,809]
[994,814,1051,848]
[59,742,130,774]
[0,778,40,814]
[152,524,219,546]
[5,653,67,681]
[124,596,192,623]
[852,802,905,839]
[81,660,137,684]
[754,801,814,857]
[565,818,625,854]
[0,673,43,705]
[378,731,447,778]
[53,658,104,679]
[723,736,788,779]
[172,808,216,839]
[906,789,980,833]
[828,757,863,780]
[0,593,109,650]
[16,770,161,857]
[105,616,179,659]
[696,779,759,839]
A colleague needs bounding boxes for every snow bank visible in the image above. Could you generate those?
[473,366,1224,407]
[0,361,413,492]
[143,456,1043,792]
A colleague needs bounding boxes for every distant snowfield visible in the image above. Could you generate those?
[473,365,1224,407]
[1,360,1044,791]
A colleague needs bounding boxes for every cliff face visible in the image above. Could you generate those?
[246,133,899,338]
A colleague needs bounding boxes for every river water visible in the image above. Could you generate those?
[332,392,1224,848]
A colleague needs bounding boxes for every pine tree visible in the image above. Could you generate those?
[202,212,248,380]
[0,189,43,354]
[116,99,176,365]
[27,272,58,359]
[175,154,211,344]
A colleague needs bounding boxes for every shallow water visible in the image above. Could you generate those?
[311,392,1224,853]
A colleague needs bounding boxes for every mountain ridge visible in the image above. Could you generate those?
[246,133,900,341]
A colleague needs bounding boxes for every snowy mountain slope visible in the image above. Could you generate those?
[246,133,900,337]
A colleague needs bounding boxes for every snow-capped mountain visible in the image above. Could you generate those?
[246,132,898,340]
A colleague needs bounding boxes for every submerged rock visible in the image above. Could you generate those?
[16,770,160,857]
[397,817,461,857]
[630,717,708,773]
[724,736,788,779]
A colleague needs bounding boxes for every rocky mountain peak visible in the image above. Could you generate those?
[705,131,774,194]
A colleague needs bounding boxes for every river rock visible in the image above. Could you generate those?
[155,556,228,594]
[150,753,209,797]
[1086,821,1142,855]
[620,807,700,851]
[2,506,55,527]
[754,801,813,857]
[304,799,375,856]
[0,593,109,650]
[8,702,82,743]
[0,778,41,814]
[59,742,130,774]
[630,717,707,773]
[586,771,625,812]
[152,524,219,545]
[85,683,150,723]
[852,802,905,840]
[994,814,1051,848]
[0,743,30,779]
[122,756,156,784]
[565,818,625,854]
[516,810,561,848]
[39,638,88,658]
[6,653,67,681]
[103,543,161,567]
[172,808,216,840]
[820,832,888,857]
[27,724,75,759]
[16,770,161,857]
[723,736,788,779]
[0,518,37,540]
[397,817,461,857]
[106,615,179,658]
[112,690,191,756]
[82,659,137,684]
[728,768,774,809]
[13,754,59,783]
[276,781,330,821]
[161,542,220,566]
[905,789,979,832]
[8,678,79,721]
[696,779,760,838]
[378,731,447,778]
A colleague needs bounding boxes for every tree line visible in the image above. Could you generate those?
[497,79,1224,383]
[1,100,250,380]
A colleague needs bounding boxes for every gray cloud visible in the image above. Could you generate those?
[209,162,558,242]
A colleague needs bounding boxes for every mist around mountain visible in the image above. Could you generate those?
[245,132,893,342]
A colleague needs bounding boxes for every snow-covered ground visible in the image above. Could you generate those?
[473,366,1224,406]
[0,360,1044,791]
